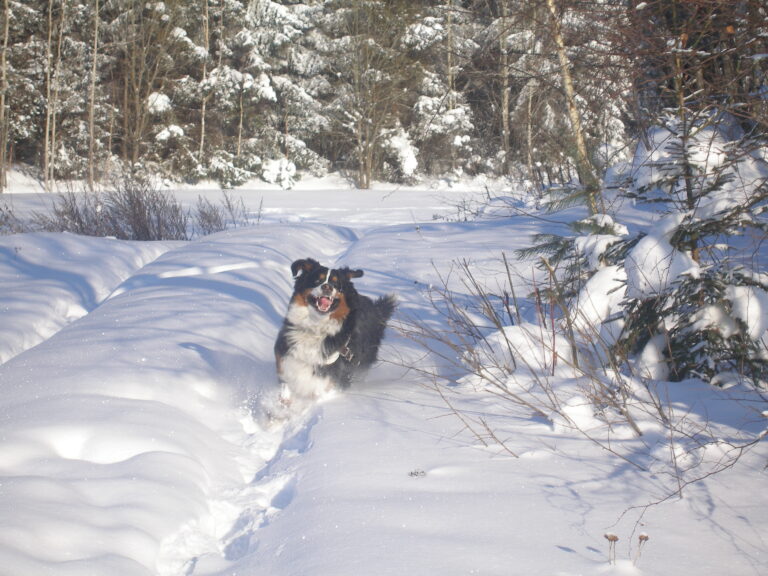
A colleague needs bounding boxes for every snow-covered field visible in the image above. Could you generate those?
[1,175,766,576]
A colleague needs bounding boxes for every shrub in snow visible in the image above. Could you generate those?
[262,158,296,189]
[207,150,257,189]
[384,125,419,182]
[0,202,24,234]
[194,191,251,237]
[35,171,189,241]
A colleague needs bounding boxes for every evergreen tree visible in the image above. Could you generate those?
[405,1,476,177]
[317,0,423,188]
[606,1,768,385]
[611,117,768,385]
[248,0,330,179]
[0,0,763,196]
[518,0,768,387]
[3,1,51,171]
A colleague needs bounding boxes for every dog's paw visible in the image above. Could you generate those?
[322,351,340,365]
[279,385,293,406]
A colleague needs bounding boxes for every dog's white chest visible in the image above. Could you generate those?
[280,304,342,398]
[285,304,342,349]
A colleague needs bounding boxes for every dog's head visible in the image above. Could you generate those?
[289,258,362,318]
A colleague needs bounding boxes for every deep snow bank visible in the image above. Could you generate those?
[0,224,357,575]
[0,233,176,364]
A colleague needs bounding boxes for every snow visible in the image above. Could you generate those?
[575,234,622,269]
[403,18,445,51]
[0,233,176,364]
[726,285,768,340]
[624,228,699,299]
[156,125,184,142]
[572,264,627,348]
[147,93,172,115]
[0,177,766,576]
[386,126,419,177]
[261,158,297,189]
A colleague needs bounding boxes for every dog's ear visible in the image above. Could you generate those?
[291,258,319,279]
[346,269,364,280]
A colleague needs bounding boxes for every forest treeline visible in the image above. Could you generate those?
[0,0,765,190]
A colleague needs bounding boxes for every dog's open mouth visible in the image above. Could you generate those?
[313,295,337,313]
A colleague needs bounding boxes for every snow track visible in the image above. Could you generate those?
[0,212,522,574]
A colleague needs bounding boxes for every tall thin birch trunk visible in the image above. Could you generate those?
[446,0,457,171]
[499,0,511,175]
[199,0,210,162]
[545,0,601,214]
[44,1,54,191]
[0,0,9,191]
[87,0,100,190]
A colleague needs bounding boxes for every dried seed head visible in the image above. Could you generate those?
[639,533,649,543]
[604,533,619,543]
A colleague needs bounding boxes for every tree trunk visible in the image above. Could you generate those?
[237,91,244,158]
[88,0,100,190]
[446,0,457,172]
[199,0,210,162]
[499,0,511,175]
[0,0,9,191]
[545,0,601,214]
[44,0,54,191]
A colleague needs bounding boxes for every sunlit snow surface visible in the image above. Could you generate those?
[0,175,766,576]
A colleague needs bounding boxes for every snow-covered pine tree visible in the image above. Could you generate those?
[248,0,331,180]
[49,0,112,182]
[405,1,476,178]
[317,0,423,188]
[188,0,275,187]
[1,0,111,182]
[518,1,768,388]
[610,116,768,386]
[1,1,48,180]
[108,0,208,183]
[102,0,184,168]
[604,1,768,387]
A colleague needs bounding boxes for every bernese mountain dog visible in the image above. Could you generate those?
[274,258,396,402]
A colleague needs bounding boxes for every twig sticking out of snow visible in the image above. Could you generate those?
[634,533,650,567]
[604,532,619,565]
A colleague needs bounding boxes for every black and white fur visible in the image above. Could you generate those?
[274,258,395,401]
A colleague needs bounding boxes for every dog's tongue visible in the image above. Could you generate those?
[317,296,333,312]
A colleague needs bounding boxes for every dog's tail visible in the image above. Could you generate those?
[375,294,397,325]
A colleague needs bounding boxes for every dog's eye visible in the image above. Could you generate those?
[329,275,344,290]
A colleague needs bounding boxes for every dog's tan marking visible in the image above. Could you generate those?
[329,293,350,322]
[292,291,310,307]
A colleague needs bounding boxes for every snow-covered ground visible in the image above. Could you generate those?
[0,175,766,576]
